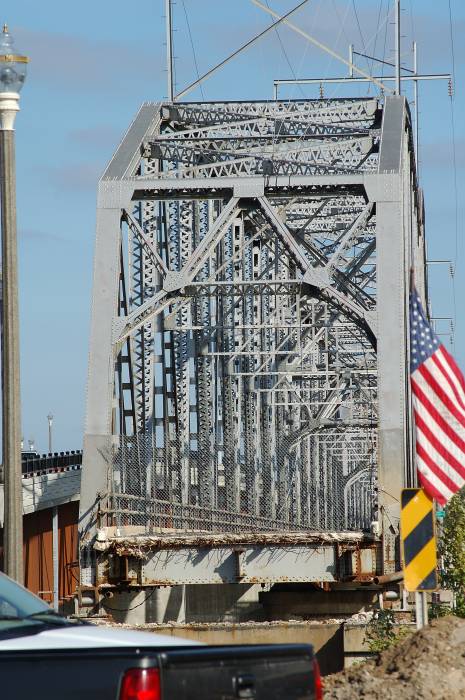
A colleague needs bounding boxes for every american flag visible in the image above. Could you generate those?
[410,288,465,505]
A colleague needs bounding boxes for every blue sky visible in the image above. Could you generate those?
[4,0,464,451]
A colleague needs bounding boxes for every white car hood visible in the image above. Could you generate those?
[0,624,201,651]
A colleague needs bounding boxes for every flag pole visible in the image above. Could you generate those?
[415,590,428,629]
[409,274,429,629]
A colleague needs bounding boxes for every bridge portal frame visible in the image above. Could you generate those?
[79,96,424,589]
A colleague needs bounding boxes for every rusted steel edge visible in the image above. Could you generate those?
[372,571,404,585]
[94,530,375,558]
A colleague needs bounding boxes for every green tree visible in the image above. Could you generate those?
[439,487,465,617]
[364,610,411,654]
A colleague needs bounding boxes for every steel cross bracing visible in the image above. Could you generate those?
[80,96,425,585]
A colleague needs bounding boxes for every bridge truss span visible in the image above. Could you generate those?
[80,96,425,586]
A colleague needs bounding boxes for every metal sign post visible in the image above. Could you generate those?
[415,591,429,630]
[400,488,438,628]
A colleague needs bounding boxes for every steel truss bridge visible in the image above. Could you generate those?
[80,95,425,590]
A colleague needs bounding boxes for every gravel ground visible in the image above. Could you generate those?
[324,615,465,700]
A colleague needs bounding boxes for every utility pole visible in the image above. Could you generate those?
[47,413,53,453]
[165,0,174,101]
[395,0,401,95]
[0,25,28,584]
[413,41,419,170]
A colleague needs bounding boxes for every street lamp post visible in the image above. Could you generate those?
[0,25,27,583]
[47,413,53,453]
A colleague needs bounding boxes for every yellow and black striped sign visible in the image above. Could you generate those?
[400,488,438,592]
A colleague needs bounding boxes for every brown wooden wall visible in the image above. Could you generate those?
[1,501,79,606]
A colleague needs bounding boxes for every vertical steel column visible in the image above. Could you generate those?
[376,191,406,570]
[375,96,409,573]
[80,206,122,547]
[195,200,215,508]
[0,128,23,584]
[221,218,240,512]
[242,218,258,515]
[176,200,193,503]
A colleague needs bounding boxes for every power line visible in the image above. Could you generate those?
[323,0,352,100]
[331,0,351,48]
[351,0,369,71]
[381,2,390,81]
[371,0,384,76]
[181,0,205,100]
[408,0,415,42]
[265,0,306,98]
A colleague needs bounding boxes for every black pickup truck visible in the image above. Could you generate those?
[0,573,323,699]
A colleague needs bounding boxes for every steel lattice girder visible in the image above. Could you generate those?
[80,97,425,586]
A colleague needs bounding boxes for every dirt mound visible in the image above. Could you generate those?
[324,616,465,700]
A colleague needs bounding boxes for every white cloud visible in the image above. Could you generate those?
[13,27,164,93]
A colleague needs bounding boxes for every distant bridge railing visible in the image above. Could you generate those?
[0,451,82,490]
[21,450,82,478]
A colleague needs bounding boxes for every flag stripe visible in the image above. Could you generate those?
[415,448,457,498]
[441,345,465,393]
[414,369,465,444]
[423,358,465,420]
[412,379,465,461]
[415,439,462,493]
[416,366,465,439]
[410,288,465,505]
[417,469,448,506]
[413,403,465,482]
[433,351,465,412]
[415,425,465,489]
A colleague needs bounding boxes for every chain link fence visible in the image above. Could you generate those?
[106,430,377,534]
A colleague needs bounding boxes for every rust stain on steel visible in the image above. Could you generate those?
[94,530,374,558]
[334,541,380,583]
[94,532,379,586]
[98,575,334,588]
[245,577,270,585]
[352,543,379,582]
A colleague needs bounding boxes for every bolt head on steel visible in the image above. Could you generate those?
[0,24,28,94]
